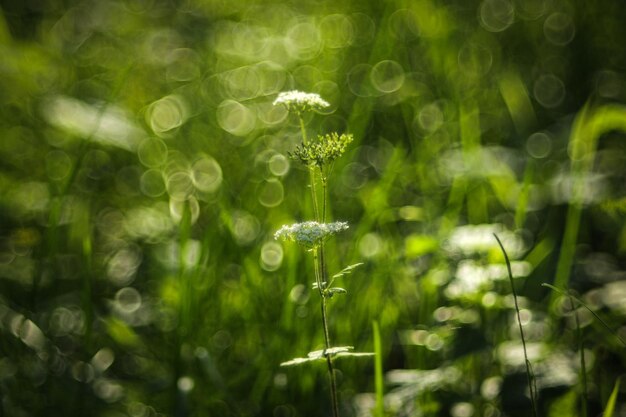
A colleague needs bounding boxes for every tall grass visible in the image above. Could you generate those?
[0,1,625,417]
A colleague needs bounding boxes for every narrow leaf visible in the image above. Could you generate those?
[335,352,374,358]
[332,262,364,279]
[280,356,324,367]
[542,283,626,347]
[604,378,620,417]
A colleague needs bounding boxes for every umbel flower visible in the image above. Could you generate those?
[273,90,330,114]
[290,132,354,168]
[275,221,349,249]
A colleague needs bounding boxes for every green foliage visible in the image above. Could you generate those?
[1,0,625,416]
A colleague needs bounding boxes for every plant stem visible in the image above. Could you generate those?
[321,293,340,417]
[373,321,384,417]
[494,233,538,417]
[298,114,339,417]
[299,116,320,221]
[570,295,588,417]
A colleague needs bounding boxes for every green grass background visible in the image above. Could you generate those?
[1,0,625,416]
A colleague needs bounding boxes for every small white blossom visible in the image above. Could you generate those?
[273,90,330,114]
[274,221,348,249]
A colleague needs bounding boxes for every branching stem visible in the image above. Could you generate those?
[300,114,339,417]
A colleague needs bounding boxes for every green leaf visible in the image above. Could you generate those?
[332,263,364,279]
[280,356,323,367]
[335,351,374,358]
[280,346,372,367]
[604,378,620,417]
[327,287,347,296]
[310,346,353,357]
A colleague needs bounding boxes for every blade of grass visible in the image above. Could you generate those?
[541,284,626,347]
[494,233,538,417]
[552,104,626,305]
[603,378,620,417]
[373,320,384,417]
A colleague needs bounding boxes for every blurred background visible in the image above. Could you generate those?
[1,0,625,416]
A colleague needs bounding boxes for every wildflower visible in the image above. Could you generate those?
[273,90,330,114]
[291,133,354,168]
[275,221,349,249]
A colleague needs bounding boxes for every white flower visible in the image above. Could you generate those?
[273,90,330,114]
[274,221,348,249]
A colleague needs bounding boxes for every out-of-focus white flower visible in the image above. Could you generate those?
[273,90,330,114]
[444,224,526,258]
[275,221,348,249]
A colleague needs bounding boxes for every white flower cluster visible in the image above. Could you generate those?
[275,221,349,249]
[273,90,330,114]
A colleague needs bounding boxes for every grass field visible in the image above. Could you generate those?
[1,0,625,416]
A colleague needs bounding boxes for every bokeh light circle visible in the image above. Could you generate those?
[261,241,283,271]
[216,100,256,137]
[258,179,284,207]
[268,154,290,176]
[544,12,575,46]
[169,196,200,224]
[320,14,354,49]
[526,132,552,158]
[347,64,375,97]
[479,0,515,32]
[137,138,168,168]
[533,73,565,108]
[231,211,260,246]
[115,287,142,313]
[166,171,194,201]
[191,156,223,193]
[417,103,444,133]
[286,21,322,60]
[140,169,166,197]
[370,60,405,93]
[147,95,188,135]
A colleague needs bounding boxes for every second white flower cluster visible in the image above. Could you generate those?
[275,221,349,249]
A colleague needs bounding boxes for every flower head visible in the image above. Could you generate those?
[291,132,354,168]
[273,90,330,114]
[274,221,349,249]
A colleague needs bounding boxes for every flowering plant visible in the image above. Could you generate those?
[271,91,370,417]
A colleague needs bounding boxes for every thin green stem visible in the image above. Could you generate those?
[321,169,328,223]
[313,250,323,296]
[321,293,339,417]
[299,116,320,221]
[570,296,588,417]
[494,233,538,417]
[372,321,384,417]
